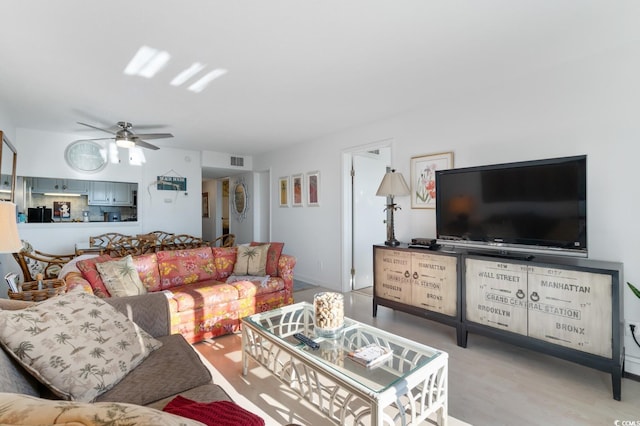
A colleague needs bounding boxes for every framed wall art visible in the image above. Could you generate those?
[410,151,454,209]
[202,192,209,218]
[53,201,71,219]
[278,176,289,207]
[291,174,303,207]
[306,171,320,206]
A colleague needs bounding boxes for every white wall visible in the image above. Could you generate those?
[138,147,202,236]
[254,170,270,242]
[256,42,640,373]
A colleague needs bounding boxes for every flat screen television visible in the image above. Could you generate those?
[435,155,587,257]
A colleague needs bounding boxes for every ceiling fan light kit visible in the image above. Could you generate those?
[77,120,173,151]
[116,137,136,148]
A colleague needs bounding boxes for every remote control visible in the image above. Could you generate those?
[293,333,320,350]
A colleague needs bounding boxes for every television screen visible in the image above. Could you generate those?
[436,155,587,257]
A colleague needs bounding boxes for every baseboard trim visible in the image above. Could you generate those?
[624,371,640,382]
[624,354,640,378]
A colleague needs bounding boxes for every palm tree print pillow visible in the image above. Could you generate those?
[0,290,162,402]
[233,244,270,276]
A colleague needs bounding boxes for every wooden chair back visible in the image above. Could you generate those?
[12,248,76,282]
[106,235,157,257]
[211,234,235,248]
[89,232,129,248]
[162,234,208,250]
[148,230,175,244]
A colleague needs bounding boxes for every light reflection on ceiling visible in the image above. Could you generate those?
[125,46,227,93]
[124,46,170,78]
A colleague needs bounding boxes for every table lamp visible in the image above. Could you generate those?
[0,201,21,253]
[376,169,410,246]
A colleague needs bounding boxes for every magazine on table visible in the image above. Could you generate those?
[4,272,20,293]
[347,343,393,368]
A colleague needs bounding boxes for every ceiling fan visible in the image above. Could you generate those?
[77,121,173,150]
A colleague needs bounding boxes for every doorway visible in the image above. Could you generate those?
[342,142,391,292]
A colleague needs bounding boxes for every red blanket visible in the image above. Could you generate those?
[163,396,265,426]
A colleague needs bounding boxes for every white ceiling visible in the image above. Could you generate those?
[0,1,637,157]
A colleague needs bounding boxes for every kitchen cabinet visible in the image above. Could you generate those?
[30,178,88,194]
[88,182,133,206]
[1,174,11,191]
[0,174,11,200]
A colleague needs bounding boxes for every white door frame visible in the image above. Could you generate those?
[341,139,394,293]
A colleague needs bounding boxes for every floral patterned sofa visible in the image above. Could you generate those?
[63,243,295,343]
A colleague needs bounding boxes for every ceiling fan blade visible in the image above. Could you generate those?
[130,124,169,130]
[77,122,117,135]
[82,137,115,141]
[133,133,173,140]
[133,138,160,150]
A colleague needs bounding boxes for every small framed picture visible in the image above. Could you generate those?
[410,152,454,209]
[202,192,209,218]
[307,171,320,207]
[291,174,303,207]
[278,176,289,207]
[53,201,71,219]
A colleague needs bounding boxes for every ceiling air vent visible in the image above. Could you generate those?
[230,156,244,167]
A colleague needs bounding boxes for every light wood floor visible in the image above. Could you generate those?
[195,287,640,425]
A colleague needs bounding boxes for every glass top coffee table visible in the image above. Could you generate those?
[241,302,448,426]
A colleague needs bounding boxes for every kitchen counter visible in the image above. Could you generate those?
[19,220,138,224]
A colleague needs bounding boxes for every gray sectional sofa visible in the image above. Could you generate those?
[0,292,232,410]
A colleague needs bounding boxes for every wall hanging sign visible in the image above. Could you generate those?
[157,175,187,191]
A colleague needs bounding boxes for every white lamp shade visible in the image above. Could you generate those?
[116,137,136,148]
[0,202,21,253]
[376,170,410,197]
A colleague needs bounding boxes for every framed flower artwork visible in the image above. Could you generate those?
[306,171,320,206]
[410,152,454,209]
[291,174,303,207]
[278,176,289,207]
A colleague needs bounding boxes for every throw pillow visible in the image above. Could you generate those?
[18,240,46,280]
[250,242,284,276]
[233,244,270,276]
[212,247,237,279]
[76,254,113,298]
[0,392,203,426]
[0,291,163,402]
[96,255,147,297]
[132,253,162,292]
[156,247,218,290]
[163,395,265,426]
[57,253,99,280]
